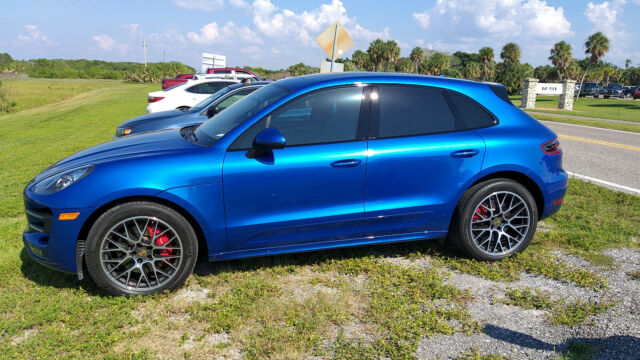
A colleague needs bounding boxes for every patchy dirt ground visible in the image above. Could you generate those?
[417,248,640,359]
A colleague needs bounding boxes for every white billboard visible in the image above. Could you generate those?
[535,83,563,95]
[201,53,226,73]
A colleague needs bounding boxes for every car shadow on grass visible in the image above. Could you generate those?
[193,237,458,277]
[484,324,640,359]
[19,248,110,296]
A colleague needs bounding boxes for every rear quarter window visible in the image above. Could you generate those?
[445,91,497,129]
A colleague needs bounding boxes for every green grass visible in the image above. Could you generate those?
[0,79,638,358]
[530,113,640,134]
[510,95,640,123]
[499,287,614,326]
[0,78,134,114]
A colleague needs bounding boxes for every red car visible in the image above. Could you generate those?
[206,68,257,77]
[161,74,195,90]
[634,86,640,100]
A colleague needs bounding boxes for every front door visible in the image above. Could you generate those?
[222,85,369,250]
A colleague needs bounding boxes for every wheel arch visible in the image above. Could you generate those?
[77,196,209,260]
[466,170,545,219]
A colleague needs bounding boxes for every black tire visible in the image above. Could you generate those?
[448,179,538,261]
[85,201,198,296]
[176,106,190,111]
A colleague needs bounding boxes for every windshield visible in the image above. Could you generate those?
[583,83,597,88]
[194,83,292,147]
[189,86,237,112]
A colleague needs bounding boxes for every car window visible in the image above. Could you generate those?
[215,70,232,74]
[230,86,363,150]
[376,85,456,138]
[194,83,292,147]
[217,88,256,111]
[446,91,496,129]
[187,82,234,94]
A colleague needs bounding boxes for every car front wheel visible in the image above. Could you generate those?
[450,179,538,261]
[85,202,198,296]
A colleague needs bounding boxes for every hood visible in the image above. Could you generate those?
[34,129,199,183]
[117,110,190,129]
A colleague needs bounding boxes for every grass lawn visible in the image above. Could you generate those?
[0,78,135,114]
[509,95,640,123]
[0,80,639,359]
[530,113,640,134]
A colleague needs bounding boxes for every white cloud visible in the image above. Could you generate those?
[91,34,128,54]
[16,24,54,45]
[584,0,631,62]
[171,0,224,12]
[413,12,430,29]
[251,0,389,45]
[123,24,142,37]
[230,0,250,9]
[186,21,262,45]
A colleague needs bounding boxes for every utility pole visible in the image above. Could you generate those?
[143,38,147,67]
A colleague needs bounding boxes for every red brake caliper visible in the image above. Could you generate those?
[473,203,489,221]
[148,225,172,257]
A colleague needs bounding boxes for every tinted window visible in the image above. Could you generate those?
[377,85,455,138]
[230,86,363,149]
[187,82,234,94]
[217,88,256,111]
[215,70,232,74]
[195,84,292,147]
[446,91,496,129]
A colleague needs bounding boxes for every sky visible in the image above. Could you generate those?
[1,0,639,70]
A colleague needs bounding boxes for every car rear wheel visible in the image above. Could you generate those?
[85,202,198,296]
[449,179,538,261]
[177,106,190,111]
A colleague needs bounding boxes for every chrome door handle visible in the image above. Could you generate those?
[450,149,479,158]
[330,159,362,168]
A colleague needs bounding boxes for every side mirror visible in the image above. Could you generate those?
[247,128,286,158]
[206,105,220,118]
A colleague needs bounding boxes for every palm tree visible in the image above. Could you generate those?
[500,42,521,66]
[602,66,615,86]
[383,40,400,72]
[351,50,369,71]
[549,41,572,80]
[396,57,413,73]
[410,47,424,74]
[625,58,632,69]
[463,62,481,80]
[478,46,494,81]
[367,39,386,72]
[577,32,610,99]
[426,52,450,75]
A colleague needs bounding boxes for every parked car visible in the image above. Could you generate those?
[206,68,257,77]
[579,82,599,97]
[634,87,640,100]
[602,83,624,98]
[622,86,637,99]
[598,85,605,97]
[146,78,239,113]
[161,74,195,90]
[116,81,269,137]
[22,73,567,296]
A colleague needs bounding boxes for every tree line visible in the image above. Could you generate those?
[339,31,639,94]
[0,54,195,83]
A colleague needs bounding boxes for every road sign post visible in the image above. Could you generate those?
[316,22,354,73]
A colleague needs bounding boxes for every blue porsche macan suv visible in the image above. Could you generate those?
[23,73,567,295]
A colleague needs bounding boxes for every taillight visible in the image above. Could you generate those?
[541,138,562,155]
[148,96,164,103]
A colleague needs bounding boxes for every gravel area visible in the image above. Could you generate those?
[416,248,640,359]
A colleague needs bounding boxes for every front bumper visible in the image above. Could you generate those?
[22,193,95,275]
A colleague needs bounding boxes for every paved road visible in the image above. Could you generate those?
[540,121,640,195]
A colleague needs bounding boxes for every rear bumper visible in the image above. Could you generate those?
[540,169,568,219]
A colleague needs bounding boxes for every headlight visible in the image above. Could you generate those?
[32,165,94,195]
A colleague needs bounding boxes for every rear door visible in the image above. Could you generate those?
[364,85,493,235]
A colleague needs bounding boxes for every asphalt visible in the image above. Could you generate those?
[540,121,640,195]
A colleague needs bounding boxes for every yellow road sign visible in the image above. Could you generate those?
[316,21,354,59]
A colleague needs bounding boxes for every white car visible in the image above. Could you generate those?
[146,78,239,113]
